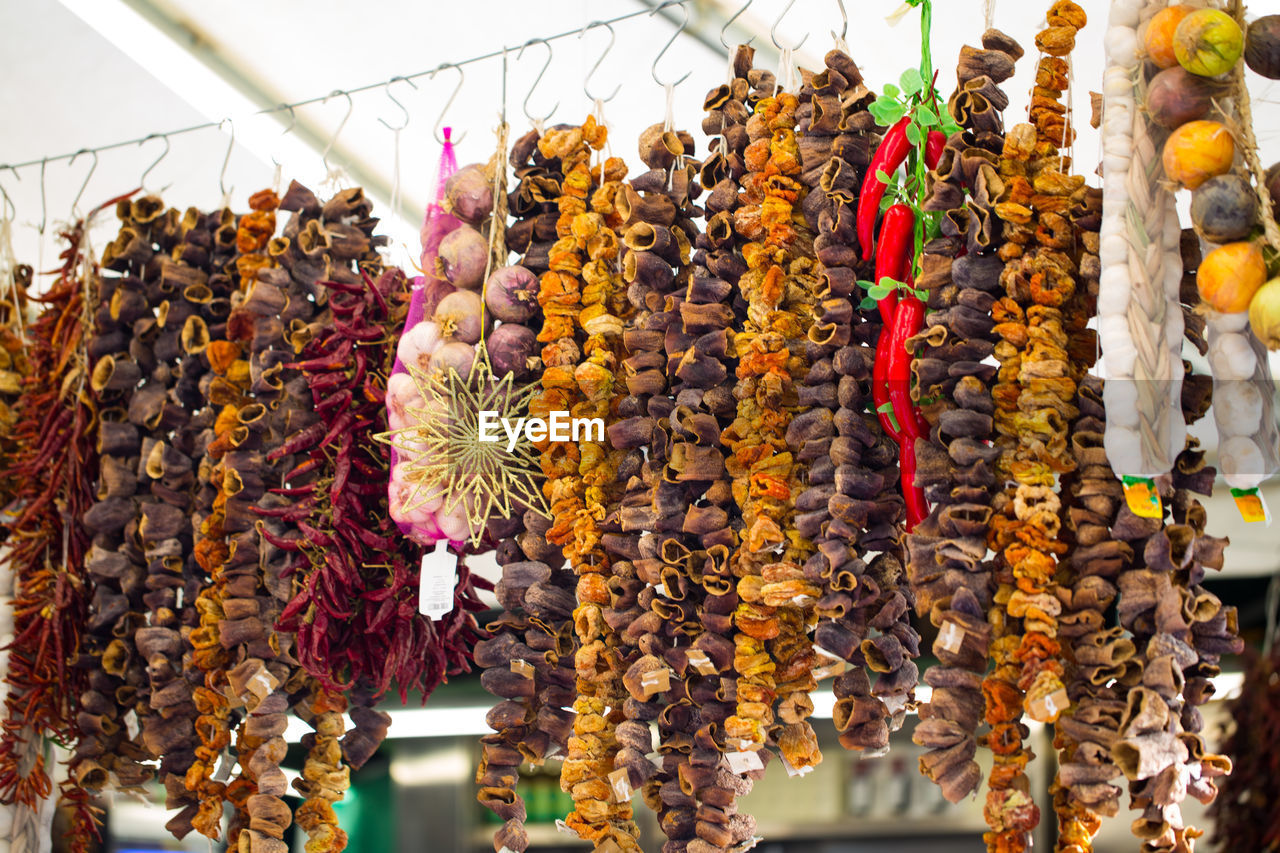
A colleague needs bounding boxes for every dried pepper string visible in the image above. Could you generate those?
[0,215,97,823]
[983,6,1089,850]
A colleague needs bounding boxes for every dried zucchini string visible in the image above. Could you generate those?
[908,27,1024,803]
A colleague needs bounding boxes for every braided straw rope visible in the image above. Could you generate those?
[1102,0,1185,478]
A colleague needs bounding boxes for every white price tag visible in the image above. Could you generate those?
[780,756,813,778]
[555,819,581,839]
[419,542,458,620]
[725,750,764,774]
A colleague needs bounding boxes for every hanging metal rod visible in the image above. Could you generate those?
[0,0,691,173]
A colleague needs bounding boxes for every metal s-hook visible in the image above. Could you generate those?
[217,118,235,198]
[720,0,755,49]
[429,63,467,144]
[378,76,417,132]
[1,166,20,223]
[833,0,848,43]
[771,0,810,51]
[517,37,558,123]
[578,22,621,103]
[649,1,692,88]
[272,103,297,169]
[321,90,354,174]
[138,133,170,194]
[69,148,98,216]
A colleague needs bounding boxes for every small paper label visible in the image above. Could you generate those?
[213,747,235,783]
[728,737,754,752]
[608,768,633,803]
[419,542,458,620]
[1122,476,1162,519]
[779,756,813,778]
[646,751,665,770]
[1231,488,1271,525]
[123,710,140,740]
[640,668,671,697]
[247,667,279,703]
[937,621,965,654]
[555,820,581,838]
[812,659,847,681]
[685,649,717,676]
[730,837,763,853]
[726,750,765,774]
[511,660,535,679]
[1027,687,1070,722]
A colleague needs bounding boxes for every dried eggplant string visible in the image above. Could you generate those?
[909,27,1024,805]
[630,44,772,853]
[613,126,710,850]
[797,46,923,762]
[475,126,560,853]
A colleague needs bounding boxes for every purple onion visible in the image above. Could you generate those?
[436,226,488,291]
[444,164,495,225]
[434,289,485,344]
[432,341,476,378]
[488,323,538,379]
[484,265,540,324]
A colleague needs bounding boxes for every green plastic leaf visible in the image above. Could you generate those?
[878,276,903,290]
[877,402,894,413]
[882,83,901,98]
[916,104,937,126]
[868,283,892,300]
[856,279,875,291]
[913,287,929,300]
[859,296,879,311]
[869,97,906,126]
[899,68,924,96]
[879,195,896,212]
[875,168,893,185]
[905,120,922,146]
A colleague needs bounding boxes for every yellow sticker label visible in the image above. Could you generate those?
[1231,488,1271,525]
[1123,477,1162,519]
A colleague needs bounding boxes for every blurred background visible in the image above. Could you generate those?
[1,0,1278,850]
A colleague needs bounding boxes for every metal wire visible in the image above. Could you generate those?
[0,1,690,173]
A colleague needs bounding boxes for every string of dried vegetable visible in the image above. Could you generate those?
[909,27,1024,805]
[0,214,100,848]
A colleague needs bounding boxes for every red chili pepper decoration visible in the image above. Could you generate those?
[886,295,929,529]
[873,204,916,324]
[925,130,946,170]
[858,116,913,260]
